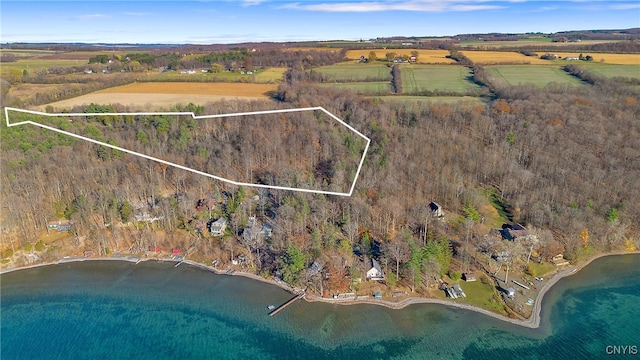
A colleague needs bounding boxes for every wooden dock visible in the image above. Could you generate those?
[269,291,305,317]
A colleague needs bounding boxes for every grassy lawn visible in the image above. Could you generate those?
[526,261,556,277]
[400,65,482,94]
[317,81,393,95]
[313,63,392,81]
[457,280,508,315]
[487,65,585,87]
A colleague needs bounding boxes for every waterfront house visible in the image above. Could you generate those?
[366,258,384,280]
[210,217,228,236]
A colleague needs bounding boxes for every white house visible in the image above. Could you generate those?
[210,217,228,236]
[366,258,384,280]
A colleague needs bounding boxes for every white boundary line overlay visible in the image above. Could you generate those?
[4,106,371,197]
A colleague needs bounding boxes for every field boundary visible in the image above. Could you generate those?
[4,106,370,197]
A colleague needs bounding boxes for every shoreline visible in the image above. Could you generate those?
[2,250,638,329]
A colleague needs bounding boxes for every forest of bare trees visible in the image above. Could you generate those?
[1,45,639,294]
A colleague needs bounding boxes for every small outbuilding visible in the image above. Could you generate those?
[463,273,476,282]
[429,201,444,219]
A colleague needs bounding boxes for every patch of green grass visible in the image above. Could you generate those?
[371,95,486,104]
[457,280,508,315]
[485,188,513,223]
[401,65,482,94]
[313,64,392,82]
[0,59,83,76]
[526,262,556,277]
[317,81,392,95]
[579,63,640,79]
[487,65,584,87]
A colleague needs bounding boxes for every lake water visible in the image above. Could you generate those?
[2,254,639,359]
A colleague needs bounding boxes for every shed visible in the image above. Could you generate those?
[463,273,476,282]
[429,202,444,218]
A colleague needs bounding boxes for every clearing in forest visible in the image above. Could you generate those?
[487,65,585,87]
[400,65,482,94]
[5,106,370,196]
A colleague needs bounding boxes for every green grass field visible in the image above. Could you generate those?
[317,81,392,95]
[313,63,392,81]
[579,63,640,79]
[0,59,84,76]
[401,65,482,94]
[372,95,485,104]
[487,65,585,87]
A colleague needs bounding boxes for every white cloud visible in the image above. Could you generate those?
[75,13,111,21]
[242,0,267,6]
[609,3,640,10]
[281,1,505,12]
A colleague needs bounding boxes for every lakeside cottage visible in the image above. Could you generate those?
[366,258,384,280]
[210,217,228,236]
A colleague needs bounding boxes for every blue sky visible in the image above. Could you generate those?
[1,1,639,44]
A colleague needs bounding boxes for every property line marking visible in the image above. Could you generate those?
[4,106,370,197]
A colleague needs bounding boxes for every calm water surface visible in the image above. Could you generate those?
[2,254,639,359]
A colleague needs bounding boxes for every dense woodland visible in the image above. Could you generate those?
[1,42,639,295]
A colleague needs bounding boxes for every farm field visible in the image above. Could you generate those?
[462,50,640,65]
[0,58,85,76]
[284,47,343,52]
[458,38,622,48]
[487,65,584,87]
[148,67,286,83]
[372,95,485,104]
[346,49,455,64]
[461,50,550,65]
[317,81,392,95]
[8,83,81,98]
[97,82,278,96]
[253,67,288,82]
[580,63,640,79]
[40,82,278,111]
[548,52,640,65]
[313,63,391,81]
[400,65,482,94]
